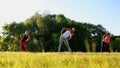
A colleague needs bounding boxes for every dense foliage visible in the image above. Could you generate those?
[0,13,120,52]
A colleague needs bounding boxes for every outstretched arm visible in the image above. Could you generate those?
[60,27,71,34]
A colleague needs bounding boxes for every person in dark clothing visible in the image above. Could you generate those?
[102,34,112,52]
[20,31,30,51]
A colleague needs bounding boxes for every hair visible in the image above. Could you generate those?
[71,27,76,33]
[25,30,29,34]
[106,33,110,35]
[72,27,75,31]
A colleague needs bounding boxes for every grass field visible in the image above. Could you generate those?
[0,52,120,68]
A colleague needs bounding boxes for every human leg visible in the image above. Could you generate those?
[22,41,28,51]
[20,41,23,51]
[102,42,106,52]
[63,38,72,52]
[58,35,64,52]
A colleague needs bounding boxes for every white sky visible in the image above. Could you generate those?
[0,0,120,35]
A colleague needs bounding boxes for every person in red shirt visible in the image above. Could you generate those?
[20,30,30,51]
[102,34,112,52]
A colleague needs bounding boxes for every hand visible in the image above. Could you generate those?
[26,38,30,42]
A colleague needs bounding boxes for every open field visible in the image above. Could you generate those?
[0,52,120,68]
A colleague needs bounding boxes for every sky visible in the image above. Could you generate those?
[0,0,120,35]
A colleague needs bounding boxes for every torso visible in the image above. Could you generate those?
[103,36,111,43]
[62,30,71,38]
[21,34,28,41]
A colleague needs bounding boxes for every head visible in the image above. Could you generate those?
[25,30,29,35]
[72,27,76,33]
[110,34,113,37]
[106,33,112,37]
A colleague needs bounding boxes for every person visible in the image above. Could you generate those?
[102,33,112,52]
[58,27,76,52]
[20,30,30,51]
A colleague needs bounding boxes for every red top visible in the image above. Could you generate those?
[103,35,111,43]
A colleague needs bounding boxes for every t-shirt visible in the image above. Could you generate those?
[103,35,111,43]
[20,34,29,42]
[62,30,71,38]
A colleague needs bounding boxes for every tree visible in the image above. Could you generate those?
[1,13,114,52]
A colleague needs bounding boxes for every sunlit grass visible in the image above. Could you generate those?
[0,52,120,68]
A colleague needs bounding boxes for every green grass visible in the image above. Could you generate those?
[0,52,120,68]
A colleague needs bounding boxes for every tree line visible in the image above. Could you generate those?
[0,13,120,52]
